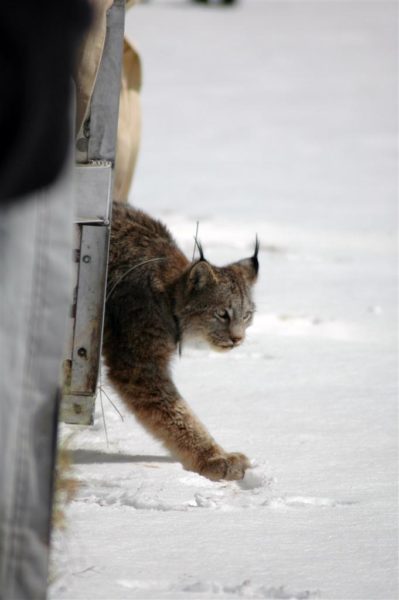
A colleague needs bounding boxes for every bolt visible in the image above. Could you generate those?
[77,347,87,358]
[82,255,91,263]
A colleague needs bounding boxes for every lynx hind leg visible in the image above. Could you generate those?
[199,452,251,482]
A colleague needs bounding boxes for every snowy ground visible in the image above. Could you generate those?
[50,1,397,599]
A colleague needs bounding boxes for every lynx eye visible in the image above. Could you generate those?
[243,311,253,322]
[215,309,230,322]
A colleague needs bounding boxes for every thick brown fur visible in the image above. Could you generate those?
[103,201,259,481]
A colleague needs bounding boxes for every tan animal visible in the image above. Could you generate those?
[103,202,259,481]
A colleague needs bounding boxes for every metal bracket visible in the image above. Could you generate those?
[61,1,125,425]
[62,219,110,424]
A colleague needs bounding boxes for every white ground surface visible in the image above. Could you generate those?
[50,1,398,599]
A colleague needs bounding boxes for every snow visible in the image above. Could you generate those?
[50,1,397,599]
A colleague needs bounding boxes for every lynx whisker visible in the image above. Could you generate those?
[98,382,124,422]
[99,385,109,448]
[106,257,166,302]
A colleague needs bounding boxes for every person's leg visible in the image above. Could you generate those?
[114,39,142,203]
[0,168,74,599]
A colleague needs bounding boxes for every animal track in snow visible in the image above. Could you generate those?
[73,464,354,514]
[117,577,320,599]
[73,463,274,512]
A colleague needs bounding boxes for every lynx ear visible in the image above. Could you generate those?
[232,236,259,284]
[188,261,217,291]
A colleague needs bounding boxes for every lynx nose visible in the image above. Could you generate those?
[230,325,245,347]
[231,335,243,347]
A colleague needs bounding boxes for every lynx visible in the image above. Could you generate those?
[103,202,259,481]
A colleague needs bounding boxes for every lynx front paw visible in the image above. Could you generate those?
[199,452,251,481]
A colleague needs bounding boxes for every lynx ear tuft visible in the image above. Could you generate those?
[194,238,205,262]
[188,260,217,292]
[232,236,260,285]
[252,235,260,276]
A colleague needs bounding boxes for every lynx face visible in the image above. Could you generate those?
[179,252,259,351]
